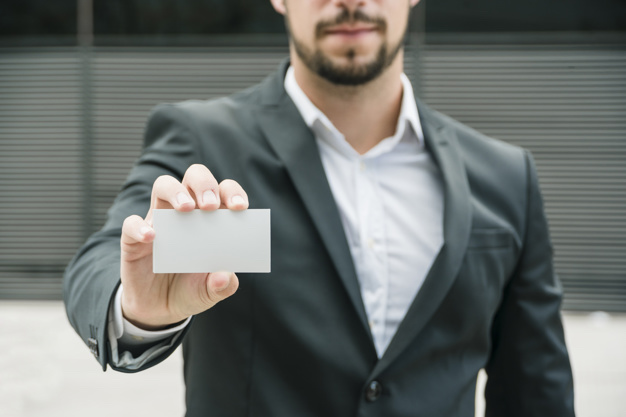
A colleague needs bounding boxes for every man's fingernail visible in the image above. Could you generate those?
[231,195,245,206]
[214,272,230,291]
[203,190,218,205]
[176,192,193,206]
[140,226,152,236]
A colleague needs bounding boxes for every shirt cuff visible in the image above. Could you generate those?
[110,283,191,346]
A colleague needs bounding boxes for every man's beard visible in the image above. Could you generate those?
[286,9,405,86]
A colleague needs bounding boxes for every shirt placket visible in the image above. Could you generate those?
[356,157,388,356]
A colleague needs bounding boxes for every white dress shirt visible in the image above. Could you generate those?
[109,66,444,362]
[285,67,444,356]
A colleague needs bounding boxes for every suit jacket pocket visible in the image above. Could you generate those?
[467,228,514,250]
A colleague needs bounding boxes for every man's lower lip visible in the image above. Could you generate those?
[326,29,376,37]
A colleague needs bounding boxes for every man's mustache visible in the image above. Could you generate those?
[315,9,387,39]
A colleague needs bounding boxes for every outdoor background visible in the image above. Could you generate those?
[0,0,625,416]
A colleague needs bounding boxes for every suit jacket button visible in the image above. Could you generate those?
[365,380,382,402]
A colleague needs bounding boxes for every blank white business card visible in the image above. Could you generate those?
[152,209,270,273]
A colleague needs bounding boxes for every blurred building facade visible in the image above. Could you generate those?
[0,0,625,311]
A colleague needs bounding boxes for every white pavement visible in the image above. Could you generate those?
[0,301,624,417]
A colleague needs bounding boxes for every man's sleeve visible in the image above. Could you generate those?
[63,103,203,372]
[484,151,576,416]
[107,284,191,370]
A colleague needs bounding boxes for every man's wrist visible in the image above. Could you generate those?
[112,284,191,344]
[120,290,188,331]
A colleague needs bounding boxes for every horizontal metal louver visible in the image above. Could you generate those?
[419,44,626,311]
[0,49,84,299]
[0,39,624,312]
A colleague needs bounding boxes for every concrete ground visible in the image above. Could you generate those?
[0,301,624,417]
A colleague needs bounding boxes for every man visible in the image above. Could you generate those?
[64,0,576,415]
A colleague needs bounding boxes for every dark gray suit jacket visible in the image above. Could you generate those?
[64,60,575,416]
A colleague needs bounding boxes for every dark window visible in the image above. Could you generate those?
[0,0,624,46]
[426,0,626,32]
[0,0,77,44]
[94,0,285,37]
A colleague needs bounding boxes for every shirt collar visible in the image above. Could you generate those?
[284,66,424,155]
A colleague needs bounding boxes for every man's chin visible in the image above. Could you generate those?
[316,65,385,86]
[310,51,388,86]
[292,35,393,86]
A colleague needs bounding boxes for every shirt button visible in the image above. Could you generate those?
[367,238,375,249]
[365,380,383,402]
[368,320,374,330]
[360,161,366,171]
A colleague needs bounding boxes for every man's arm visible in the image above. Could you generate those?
[484,151,575,416]
[63,104,243,371]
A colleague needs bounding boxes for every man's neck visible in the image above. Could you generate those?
[292,53,405,155]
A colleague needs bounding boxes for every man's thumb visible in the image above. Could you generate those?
[206,271,239,305]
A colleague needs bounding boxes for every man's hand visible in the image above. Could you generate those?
[120,164,247,330]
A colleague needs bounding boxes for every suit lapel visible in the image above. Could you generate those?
[370,102,473,376]
[255,62,374,345]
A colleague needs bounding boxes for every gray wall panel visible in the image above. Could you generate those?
[0,39,624,311]
[0,49,83,298]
